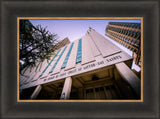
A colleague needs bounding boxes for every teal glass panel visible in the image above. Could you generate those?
[50,46,67,73]
[76,39,82,63]
[61,43,74,69]
[39,49,61,77]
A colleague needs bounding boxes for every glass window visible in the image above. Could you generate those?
[131,48,134,51]
[135,41,137,45]
[131,40,134,44]
[138,36,141,40]
[50,46,67,73]
[128,38,130,42]
[128,30,132,36]
[124,30,127,34]
[135,32,140,38]
[39,49,61,77]
[134,49,137,52]
[133,24,136,28]
[131,31,136,37]
[76,39,82,63]
[137,24,141,29]
[61,43,74,69]
[131,24,135,28]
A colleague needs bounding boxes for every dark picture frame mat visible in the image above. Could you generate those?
[1,0,159,118]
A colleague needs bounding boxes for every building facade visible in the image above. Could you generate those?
[20,29,141,100]
[105,22,141,66]
[20,20,35,39]
[53,37,70,50]
[19,20,36,70]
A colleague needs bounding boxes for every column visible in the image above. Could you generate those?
[30,85,42,99]
[60,77,72,100]
[115,62,140,97]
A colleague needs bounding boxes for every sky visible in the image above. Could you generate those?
[30,19,141,71]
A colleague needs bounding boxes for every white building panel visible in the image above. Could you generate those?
[28,61,48,82]
[27,61,45,82]
[24,67,37,83]
[65,39,79,70]
[86,33,101,57]
[81,35,95,65]
[21,66,32,83]
[43,48,64,76]
[37,59,50,77]
[20,75,27,85]
[89,30,121,57]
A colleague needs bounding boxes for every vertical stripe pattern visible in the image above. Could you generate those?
[39,49,61,77]
[61,43,74,69]
[50,46,67,73]
[76,39,82,63]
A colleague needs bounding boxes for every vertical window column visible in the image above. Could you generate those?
[50,46,67,73]
[39,49,61,77]
[61,43,74,69]
[76,39,82,63]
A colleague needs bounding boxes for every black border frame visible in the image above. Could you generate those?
[0,0,159,118]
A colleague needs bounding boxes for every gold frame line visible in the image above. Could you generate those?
[17,17,143,102]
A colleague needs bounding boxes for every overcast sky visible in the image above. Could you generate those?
[30,19,141,71]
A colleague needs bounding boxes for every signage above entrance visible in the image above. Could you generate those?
[20,52,132,90]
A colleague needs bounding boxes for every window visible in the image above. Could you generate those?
[132,23,136,28]
[128,39,131,43]
[135,32,140,38]
[131,24,135,28]
[128,30,132,36]
[126,30,129,35]
[49,46,67,73]
[61,43,74,69]
[125,38,128,42]
[76,39,82,63]
[138,36,141,40]
[134,49,137,52]
[39,49,61,77]
[131,31,136,37]
[131,48,134,51]
[137,24,141,29]
[124,30,127,34]
[128,46,130,49]
[131,40,134,45]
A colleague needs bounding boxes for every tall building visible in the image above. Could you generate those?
[20,20,35,39]
[19,20,36,70]
[20,28,141,100]
[105,22,141,66]
[53,37,70,50]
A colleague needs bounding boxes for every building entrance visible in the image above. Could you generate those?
[20,61,140,100]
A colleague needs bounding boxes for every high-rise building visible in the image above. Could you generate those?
[19,20,36,70]
[53,37,70,50]
[20,20,35,39]
[19,28,141,100]
[19,21,69,70]
[105,22,141,66]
